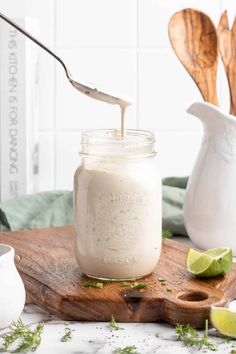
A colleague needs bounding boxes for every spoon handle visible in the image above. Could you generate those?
[0,12,69,77]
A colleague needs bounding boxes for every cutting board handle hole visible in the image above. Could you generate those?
[178,291,208,302]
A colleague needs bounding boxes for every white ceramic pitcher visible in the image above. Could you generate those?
[184,102,236,255]
[0,244,25,329]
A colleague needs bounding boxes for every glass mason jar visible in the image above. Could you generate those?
[73,129,162,280]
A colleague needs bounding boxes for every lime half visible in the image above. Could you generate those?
[186,247,232,278]
[211,306,236,338]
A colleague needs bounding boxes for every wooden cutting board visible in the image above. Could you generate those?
[0,225,236,328]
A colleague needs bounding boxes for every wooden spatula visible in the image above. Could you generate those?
[168,8,218,105]
[218,10,236,116]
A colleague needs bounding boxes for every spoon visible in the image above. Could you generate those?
[168,8,218,105]
[218,10,236,116]
[0,12,130,108]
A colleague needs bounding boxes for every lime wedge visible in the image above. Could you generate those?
[186,247,232,278]
[211,306,236,338]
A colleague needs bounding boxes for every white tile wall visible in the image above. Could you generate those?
[1,0,236,191]
[157,132,202,177]
[138,49,203,131]
[55,132,81,190]
[56,0,137,48]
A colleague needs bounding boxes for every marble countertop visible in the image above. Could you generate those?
[1,302,236,354]
[1,237,236,354]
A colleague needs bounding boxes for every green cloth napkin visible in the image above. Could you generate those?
[0,177,188,236]
[162,177,188,236]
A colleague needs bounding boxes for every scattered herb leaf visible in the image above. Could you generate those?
[61,326,72,342]
[109,315,124,331]
[166,288,172,292]
[175,320,216,351]
[162,230,173,238]
[158,277,166,282]
[114,345,138,354]
[131,283,148,290]
[158,277,167,286]
[121,282,130,287]
[231,350,236,353]
[83,281,104,289]
[1,319,44,353]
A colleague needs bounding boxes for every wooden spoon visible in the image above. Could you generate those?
[218,10,236,116]
[168,8,218,105]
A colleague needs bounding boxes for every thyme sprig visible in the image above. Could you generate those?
[109,315,124,331]
[175,320,217,351]
[114,345,138,353]
[1,319,44,353]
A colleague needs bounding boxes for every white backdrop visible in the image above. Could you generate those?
[0,0,235,191]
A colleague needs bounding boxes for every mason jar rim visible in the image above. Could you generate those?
[81,129,155,145]
[80,129,156,159]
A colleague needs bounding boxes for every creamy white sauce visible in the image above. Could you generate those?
[120,104,127,137]
[74,158,162,279]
